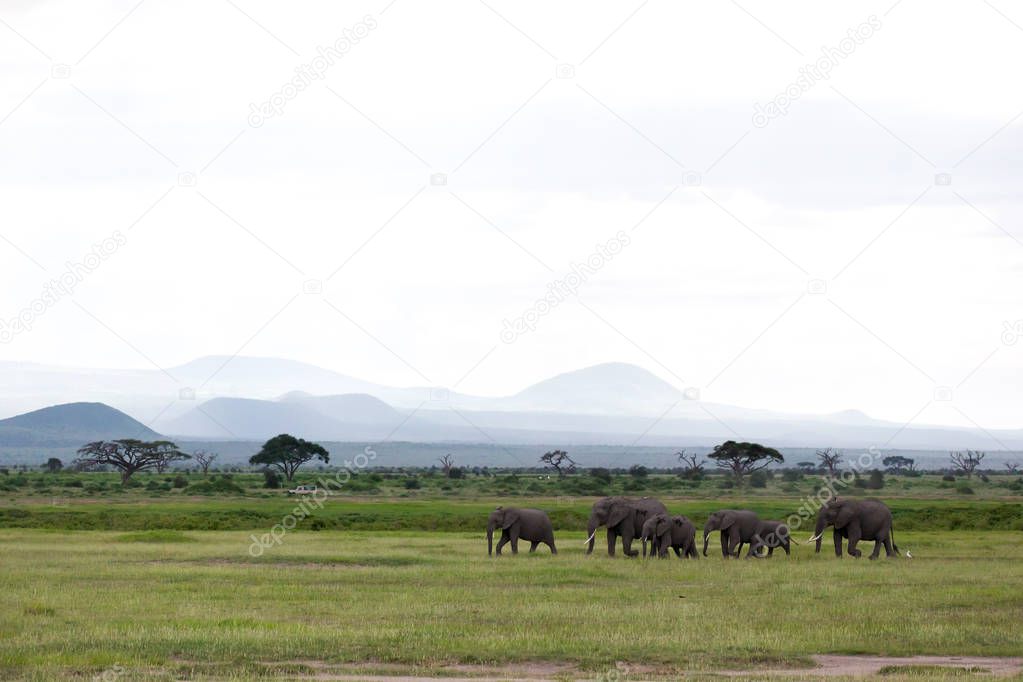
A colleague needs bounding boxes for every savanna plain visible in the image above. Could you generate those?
[1,471,1021,681]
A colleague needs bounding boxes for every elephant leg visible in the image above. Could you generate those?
[495,531,510,555]
[746,534,765,559]
[782,541,790,556]
[607,529,617,557]
[868,539,882,560]
[509,527,520,554]
[883,535,895,558]
[673,546,682,558]
[529,541,539,553]
[767,546,775,557]
[720,533,730,558]
[622,526,638,558]
[846,527,862,558]
[728,529,743,558]
[547,540,557,555]
[833,529,843,558]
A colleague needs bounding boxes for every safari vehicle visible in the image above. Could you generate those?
[287,485,318,495]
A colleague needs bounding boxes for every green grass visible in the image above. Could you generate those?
[0,528,1021,680]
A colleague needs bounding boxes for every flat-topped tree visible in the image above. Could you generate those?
[250,434,329,481]
[74,439,189,483]
[707,440,784,485]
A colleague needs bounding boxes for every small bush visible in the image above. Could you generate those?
[262,469,282,489]
[866,470,885,490]
[172,475,188,489]
[942,474,956,482]
[749,471,767,488]
[718,479,734,489]
[781,470,802,482]
[404,478,421,490]
[956,483,975,495]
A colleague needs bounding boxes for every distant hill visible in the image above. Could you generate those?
[163,395,410,440]
[498,362,683,415]
[0,402,162,447]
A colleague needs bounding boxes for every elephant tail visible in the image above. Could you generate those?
[891,527,900,555]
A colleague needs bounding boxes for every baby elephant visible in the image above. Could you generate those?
[487,506,557,556]
[641,513,699,559]
[736,520,793,557]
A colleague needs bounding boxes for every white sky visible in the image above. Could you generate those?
[1,0,1022,428]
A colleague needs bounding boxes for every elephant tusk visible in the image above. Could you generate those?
[807,533,823,543]
[583,530,597,545]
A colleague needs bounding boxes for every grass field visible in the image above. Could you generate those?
[1,471,1022,680]
[1,526,1022,680]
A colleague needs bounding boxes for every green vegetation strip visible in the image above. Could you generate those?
[1,498,1021,531]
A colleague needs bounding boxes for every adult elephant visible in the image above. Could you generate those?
[641,513,698,559]
[585,496,667,557]
[702,509,765,558]
[810,498,898,559]
[487,506,557,556]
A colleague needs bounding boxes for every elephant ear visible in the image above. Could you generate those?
[501,509,520,529]
[833,503,855,529]
[655,516,671,536]
[718,512,736,531]
[607,502,630,528]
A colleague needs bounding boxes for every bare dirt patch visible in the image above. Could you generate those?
[718,655,1023,678]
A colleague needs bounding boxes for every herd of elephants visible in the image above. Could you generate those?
[486,496,901,559]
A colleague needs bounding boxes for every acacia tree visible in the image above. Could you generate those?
[950,450,985,479]
[882,455,916,474]
[540,450,576,477]
[438,454,455,478]
[707,440,784,485]
[1006,461,1020,474]
[192,450,218,475]
[42,457,63,473]
[249,434,329,482]
[74,440,189,483]
[676,450,705,480]
[816,448,842,479]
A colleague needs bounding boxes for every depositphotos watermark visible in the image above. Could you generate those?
[248,446,377,556]
[752,16,881,128]
[500,231,631,344]
[1,231,127,344]
[248,16,377,128]
[782,446,884,538]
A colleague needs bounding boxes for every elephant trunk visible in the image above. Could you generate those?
[813,513,826,553]
[487,522,494,556]
[586,514,599,555]
[702,523,712,557]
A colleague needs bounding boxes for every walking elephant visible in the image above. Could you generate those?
[641,513,699,559]
[736,520,793,557]
[810,498,898,559]
[585,496,667,557]
[702,509,765,558]
[487,506,557,556]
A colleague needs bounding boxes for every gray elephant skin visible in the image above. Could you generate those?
[641,513,699,559]
[736,520,792,557]
[812,498,899,559]
[487,506,557,556]
[703,509,765,558]
[586,496,667,557]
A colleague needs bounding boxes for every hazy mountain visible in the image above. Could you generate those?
[1,356,1021,452]
[495,362,682,415]
[0,402,162,447]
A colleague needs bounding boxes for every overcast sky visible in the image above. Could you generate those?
[1,0,1022,429]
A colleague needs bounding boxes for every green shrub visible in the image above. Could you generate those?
[866,470,885,490]
[781,470,802,482]
[404,478,421,490]
[172,475,188,489]
[956,483,975,495]
[262,469,282,489]
[750,471,767,488]
[187,476,245,495]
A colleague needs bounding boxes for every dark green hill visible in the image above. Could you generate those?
[0,402,161,447]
